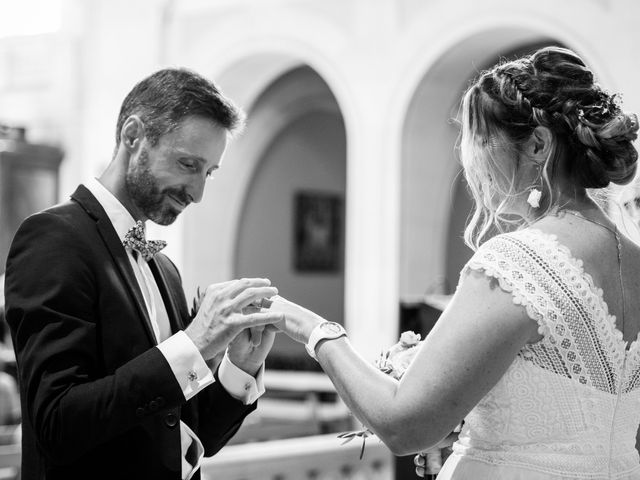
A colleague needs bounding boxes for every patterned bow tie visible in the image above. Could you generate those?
[123,221,167,261]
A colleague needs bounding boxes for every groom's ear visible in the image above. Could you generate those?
[121,115,144,152]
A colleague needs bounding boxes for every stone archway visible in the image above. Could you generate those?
[178,51,353,302]
[232,66,347,368]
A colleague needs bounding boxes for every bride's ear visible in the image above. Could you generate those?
[524,126,554,164]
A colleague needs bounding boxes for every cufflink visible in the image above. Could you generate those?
[187,370,198,382]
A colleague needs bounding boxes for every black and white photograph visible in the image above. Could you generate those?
[1,1,640,479]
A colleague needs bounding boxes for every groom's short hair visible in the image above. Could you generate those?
[115,68,244,149]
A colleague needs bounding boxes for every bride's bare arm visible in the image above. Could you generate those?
[271,270,540,455]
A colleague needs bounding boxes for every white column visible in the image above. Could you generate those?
[343,97,401,362]
[342,0,402,362]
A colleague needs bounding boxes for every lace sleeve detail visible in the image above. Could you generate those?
[460,230,630,411]
[461,232,553,338]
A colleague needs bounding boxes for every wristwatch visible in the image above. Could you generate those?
[305,321,347,361]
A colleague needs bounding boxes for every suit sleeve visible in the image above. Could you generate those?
[196,372,257,457]
[5,212,186,465]
[154,254,257,456]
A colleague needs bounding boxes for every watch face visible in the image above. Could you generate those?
[321,322,342,334]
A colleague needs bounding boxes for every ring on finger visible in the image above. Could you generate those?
[252,297,273,309]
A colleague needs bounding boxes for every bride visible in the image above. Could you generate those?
[268,46,640,479]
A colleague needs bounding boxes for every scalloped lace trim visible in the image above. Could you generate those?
[462,228,640,393]
[463,254,548,338]
[458,228,640,476]
[527,228,636,353]
[465,228,634,352]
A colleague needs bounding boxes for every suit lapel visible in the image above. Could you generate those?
[71,185,157,346]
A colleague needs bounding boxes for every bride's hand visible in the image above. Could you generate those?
[268,295,326,344]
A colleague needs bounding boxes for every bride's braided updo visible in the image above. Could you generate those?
[460,46,638,248]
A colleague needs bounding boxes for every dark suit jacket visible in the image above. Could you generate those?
[5,185,255,480]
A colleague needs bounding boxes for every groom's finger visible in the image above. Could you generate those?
[198,281,235,307]
[204,280,236,297]
[233,286,278,310]
[223,278,271,299]
[196,281,236,309]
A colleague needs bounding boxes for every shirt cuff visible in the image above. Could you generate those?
[157,331,215,401]
[218,353,265,405]
[180,421,204,480]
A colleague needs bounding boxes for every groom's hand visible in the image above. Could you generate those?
[227,323,279,376]
[184,278,282,361]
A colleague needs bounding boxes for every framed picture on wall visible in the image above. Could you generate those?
[294,191,343,272]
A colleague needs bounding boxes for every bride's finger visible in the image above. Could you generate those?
[240,311,285,328]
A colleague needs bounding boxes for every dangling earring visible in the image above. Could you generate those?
[527,188,542,209]
[526,163,543,209]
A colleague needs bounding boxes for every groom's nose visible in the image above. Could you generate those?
[186,177,206,204]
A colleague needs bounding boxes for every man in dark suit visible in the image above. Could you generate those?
[4,68,283,479]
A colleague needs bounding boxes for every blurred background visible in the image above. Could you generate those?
[1,0,640,478]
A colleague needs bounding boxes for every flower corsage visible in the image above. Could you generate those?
[337,330,423,459]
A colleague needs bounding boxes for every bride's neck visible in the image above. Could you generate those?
[550,191,612,224]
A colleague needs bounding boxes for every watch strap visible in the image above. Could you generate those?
[305,321,347,361]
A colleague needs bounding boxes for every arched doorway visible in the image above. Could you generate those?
[179,49,353,298]
[234,66,347,369]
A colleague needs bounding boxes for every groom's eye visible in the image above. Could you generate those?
[179,160,197,172]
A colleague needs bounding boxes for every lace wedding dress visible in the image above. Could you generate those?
[438,229,640,480]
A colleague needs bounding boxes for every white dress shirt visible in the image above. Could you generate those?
[86,178,265,479]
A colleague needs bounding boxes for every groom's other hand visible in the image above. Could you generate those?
[184,278,282,361]
[227,323,279,376]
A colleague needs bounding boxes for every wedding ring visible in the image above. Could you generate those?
[252,298,273,309]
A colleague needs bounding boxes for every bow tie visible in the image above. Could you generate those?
[123,221,167,261]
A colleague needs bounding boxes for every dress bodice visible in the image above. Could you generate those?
[445,229,640,479]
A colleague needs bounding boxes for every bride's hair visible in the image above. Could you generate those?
[460,46,638,249]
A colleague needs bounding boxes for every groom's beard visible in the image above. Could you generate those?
[125,148,190,225]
